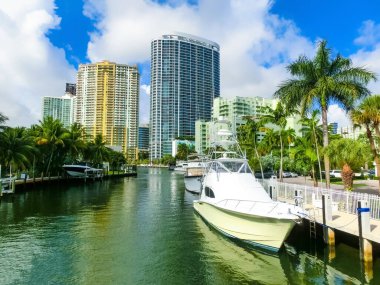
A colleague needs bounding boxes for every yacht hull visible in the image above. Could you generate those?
[184,175,202,193]
[193,201,296,251]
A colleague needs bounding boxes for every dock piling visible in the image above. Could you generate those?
[322,194,335,246]
[357,200,372,263]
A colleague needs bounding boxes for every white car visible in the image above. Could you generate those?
[290,172,298,177]
[330,170,342,178]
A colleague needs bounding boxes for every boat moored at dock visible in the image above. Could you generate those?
[63,164,103,178]
[193,120,307,252]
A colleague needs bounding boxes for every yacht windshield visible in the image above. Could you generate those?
[220,161,252,173]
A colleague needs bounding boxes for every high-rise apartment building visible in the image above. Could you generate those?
[42,93,75,127]
[138,124,149,151]
[329,122,338,134]
[75,60,139,160]
[65,83,76,96]
[150,32,220,160]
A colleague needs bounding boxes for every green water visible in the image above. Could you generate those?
[0,168,379,284]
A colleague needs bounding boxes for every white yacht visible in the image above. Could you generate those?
[193,122,307,252]
[63,164,103,178]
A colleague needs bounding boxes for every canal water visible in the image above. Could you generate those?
[1,168,379,284]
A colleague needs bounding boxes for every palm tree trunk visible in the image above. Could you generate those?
[341,163,354,190]
[254,144,264,180]
[311,165,317,187]
[365,124,380,192]
[46,147,55,175]
[321,106,330,188]
[313,124,323,184]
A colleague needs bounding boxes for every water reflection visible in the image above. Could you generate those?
[0,168,379,284]
[194,214,287,284]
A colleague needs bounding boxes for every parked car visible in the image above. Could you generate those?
[282,172,292,178]
[290,172,298,177]
[254,171,276,179]
[330,170,341,178]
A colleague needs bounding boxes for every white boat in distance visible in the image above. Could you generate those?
[184,155,208,194]
[193,121,307,252]
[63,164,103,178]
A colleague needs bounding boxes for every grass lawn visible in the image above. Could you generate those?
[316,179,367,189]
[331,181,367,188]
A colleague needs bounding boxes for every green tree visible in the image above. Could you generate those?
[34,117,69,175]
[0,112,8,130]
[238,117,264,179]
[325,138,371,190]
[84,134,110,167]
[0,127,36,176]
[291,137,319,186]
[175,143,195,161]
[300,110,323,182]
[65,123,86,163]
[260,102,296,181]
[351,95,380,191]
[275,40,377,188]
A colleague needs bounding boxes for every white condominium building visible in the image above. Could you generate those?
[75,60,139,160]
[42,93,75,128]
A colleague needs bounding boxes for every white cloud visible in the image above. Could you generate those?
[84,0,315,100]
[327,104,352,129]
[350,45,380,95]
[0,0,76,127]
[354,20,380,47]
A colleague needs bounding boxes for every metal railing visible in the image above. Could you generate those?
[260,180,380,220]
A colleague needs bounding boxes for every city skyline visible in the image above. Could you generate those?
[1,0,380,128]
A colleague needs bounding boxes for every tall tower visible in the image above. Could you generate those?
[150,32,220,160]
[75,60,139,160]
[42,93,75,128]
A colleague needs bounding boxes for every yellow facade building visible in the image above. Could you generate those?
[75,61,139,161]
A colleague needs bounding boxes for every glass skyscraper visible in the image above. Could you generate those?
[150,32,220,160]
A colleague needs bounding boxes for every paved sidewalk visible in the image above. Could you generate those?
[280,176,380,195]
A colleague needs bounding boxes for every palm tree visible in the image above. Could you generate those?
[291,137,319,186]
[0,127,36,176]
[325,138,371,190]
[84,134,110,167]
[65,123,86,162]
[34,116,69,175]
[300,110,323,183]
[238,117,265,179]
[0,112,8,130]
[260,102,296,181]
[351,95,380,190]
[275,40,377,188]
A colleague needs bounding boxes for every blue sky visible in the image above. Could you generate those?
[1,0,380,127]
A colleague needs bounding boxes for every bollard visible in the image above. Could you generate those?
[269,186,273,199]
[357,200,372,263]
[322,194,335,246]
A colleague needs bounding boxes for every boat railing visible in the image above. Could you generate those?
[260,180,380,220]
[215,199,279,214]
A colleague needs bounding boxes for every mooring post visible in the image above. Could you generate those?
[270,176,277,201]
[357,200,372,262]
[322,194,335,246]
